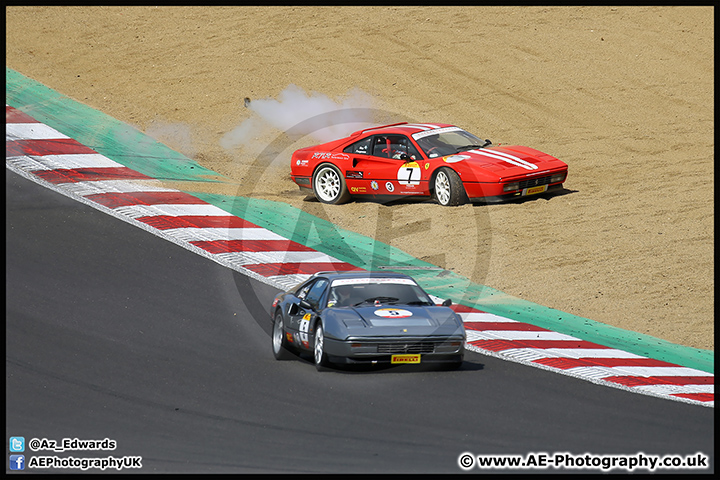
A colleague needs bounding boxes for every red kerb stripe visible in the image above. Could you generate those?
[469,339,607,352]
[85,191,208,208]
[242,262,364,276]
[465,322,549,332]
[33,167,152,184]
[671,392,714,402]
[136,215,259,230]
[450,304,485,313]
[6,106,39,123]
[191,239,315,254]
[604,375,714,387]
[533,357,678,370]
[6,138,97,157]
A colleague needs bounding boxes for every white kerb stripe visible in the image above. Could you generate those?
[213,251,343,265]
[162,227,287,242]
[467,330,580,341]
[632,384,714,395]
[267,274,313,290]
[113,204,231,219]
[539,348,645,359]
[499,347,645,360]
[567,366,713,379]
[21,154,123,171]
[6,123,71,140]
[460,312,521,323]
[62,180,179,197]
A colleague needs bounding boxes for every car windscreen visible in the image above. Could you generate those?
[327,278,434,308]
[412,127,488,158]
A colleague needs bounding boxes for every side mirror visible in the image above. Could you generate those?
[399,153,410,161]
[289,299,313,316]
[442,298,452,307]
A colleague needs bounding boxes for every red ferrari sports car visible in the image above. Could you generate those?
[290,122,567,206]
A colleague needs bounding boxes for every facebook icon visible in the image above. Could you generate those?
[9,454,25,470]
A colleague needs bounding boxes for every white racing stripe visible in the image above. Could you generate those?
[469,148,538,170]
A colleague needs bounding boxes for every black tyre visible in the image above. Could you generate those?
[313,323,332,371]
[433,167,468,206]
[272,311,294,360]
[312,163,351,204]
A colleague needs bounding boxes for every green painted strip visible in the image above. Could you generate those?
[7,67,713,374]
[6,68,225,183]
[190,193,714,374]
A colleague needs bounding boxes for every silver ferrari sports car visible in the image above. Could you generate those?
[270,271,466,370]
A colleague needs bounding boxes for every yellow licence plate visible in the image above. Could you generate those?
[524,185,548,196]
[391,354,421,364]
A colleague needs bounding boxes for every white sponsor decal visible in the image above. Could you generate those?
[397,162,421,185]
[374,308,413,318]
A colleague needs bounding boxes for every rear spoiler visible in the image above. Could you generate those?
[349,122,408,137]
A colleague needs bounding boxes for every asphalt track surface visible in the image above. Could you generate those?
[6,170,714,474]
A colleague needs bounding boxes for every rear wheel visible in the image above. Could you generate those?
[312,163,351,204]
[272,311,294,360]
[433,167,468,206]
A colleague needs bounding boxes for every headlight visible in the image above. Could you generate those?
[503,182,520,192]
[550,172,566,184]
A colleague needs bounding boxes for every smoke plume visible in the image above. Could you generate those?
[220,84,380,152]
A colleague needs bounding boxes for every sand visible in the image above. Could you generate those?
[6,6,713,350]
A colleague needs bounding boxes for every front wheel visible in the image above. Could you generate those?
[313,323,332,371]
[433,167,468,206]
[312,163,351,204]
[272,311,294,360]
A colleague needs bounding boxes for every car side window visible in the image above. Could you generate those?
[305,278,328,308]
[296,279,315,299]
[370,135,422,160]
[343,137,372,155]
